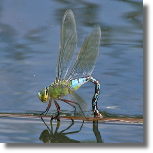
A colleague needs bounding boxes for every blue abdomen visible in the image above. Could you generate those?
[70,78,88,91]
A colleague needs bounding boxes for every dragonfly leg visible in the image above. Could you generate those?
[51,100,60,120]
[40,98,52,116]
[59,99,86,118]
[86,76,103,118]
[59,99,76,116]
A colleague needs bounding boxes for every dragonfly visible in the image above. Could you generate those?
[38,9,102,119]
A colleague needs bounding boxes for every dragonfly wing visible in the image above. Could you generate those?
[68,91,88,115]
[55,9,77,80]
[66,25,101,81]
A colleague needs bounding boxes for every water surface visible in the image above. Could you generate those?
[0,0,143,143]
[0,115,143,143]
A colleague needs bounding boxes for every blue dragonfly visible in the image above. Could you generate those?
[38,9,102,119]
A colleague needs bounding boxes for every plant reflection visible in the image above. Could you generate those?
[39,116,103,143]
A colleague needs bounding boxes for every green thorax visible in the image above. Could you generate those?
[48,80,73,99]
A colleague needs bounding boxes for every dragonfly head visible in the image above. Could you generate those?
[37,87,48,103]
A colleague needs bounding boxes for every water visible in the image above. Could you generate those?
[0,115,143,143]
[0,0,143,143]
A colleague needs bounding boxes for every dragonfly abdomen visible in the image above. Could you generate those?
[70,77,88,91]
[86,76,102,117]
[70,76,102,117]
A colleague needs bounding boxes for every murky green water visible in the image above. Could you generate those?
[0,0,143,143]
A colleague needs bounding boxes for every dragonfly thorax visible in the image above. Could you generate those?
[48,80,72,100]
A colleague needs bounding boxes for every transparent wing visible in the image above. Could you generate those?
[68,91,88,116]
[65,25,101,81]
[55,9,77,80]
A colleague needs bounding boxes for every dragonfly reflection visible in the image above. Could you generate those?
[39,117,103,143]
[39,117,84,143]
